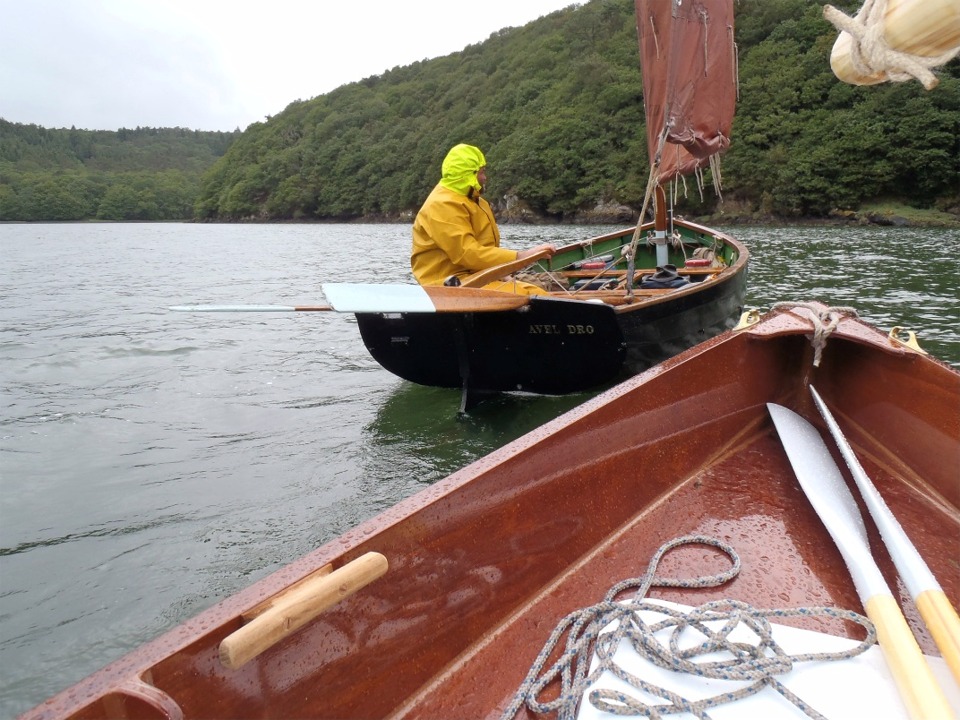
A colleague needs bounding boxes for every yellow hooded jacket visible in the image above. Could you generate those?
[411,144,516,286]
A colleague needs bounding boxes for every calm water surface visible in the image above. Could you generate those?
[1,222,957,715]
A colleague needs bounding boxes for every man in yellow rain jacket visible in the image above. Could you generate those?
[411,144,556,295]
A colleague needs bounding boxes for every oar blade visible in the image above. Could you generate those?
[769,402,956,718]
[767,403,887,601]
[321,283,436,313]
[809,386,960,685]
[321,283,532,314]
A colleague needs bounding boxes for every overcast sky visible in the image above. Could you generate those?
[1,0,580,132]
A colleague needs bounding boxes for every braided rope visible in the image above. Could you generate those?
[501,535,876,720]
[771,302,859,367]
[823,1,960,90]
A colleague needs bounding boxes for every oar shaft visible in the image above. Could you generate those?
[769,403,954,717]
[916,589,960,685]
[459,247,552,288]
[866,594,955,719]
[168,305,333,312]
[810,386,960,684]
[811,387,939,592]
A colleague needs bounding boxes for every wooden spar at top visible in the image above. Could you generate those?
[825,0,960,89]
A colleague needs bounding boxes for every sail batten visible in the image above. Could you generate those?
[636,0,737,186]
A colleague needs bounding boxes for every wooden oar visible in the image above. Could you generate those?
[169,304,333,312]
[459,248,553,288]
[768,403,953,719]
[169,284,531,315]
[810,385,960,685]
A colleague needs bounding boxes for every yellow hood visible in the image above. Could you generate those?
[438,144,485,196]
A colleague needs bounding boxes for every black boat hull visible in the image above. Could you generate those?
[619,267,748,373]
[355,267,747,396]
[356,296,626,395]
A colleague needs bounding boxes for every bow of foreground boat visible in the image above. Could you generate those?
[22,303,959,720]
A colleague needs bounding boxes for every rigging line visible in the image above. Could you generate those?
[731,30,741,100]
[710,152,724,198]
[700,7,709,76]
[624,164,662,297]
[624,115,671,296]
[650,15,661,58]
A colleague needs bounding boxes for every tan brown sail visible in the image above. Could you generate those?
[636,0,737,184]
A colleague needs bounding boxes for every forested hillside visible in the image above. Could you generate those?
[0,123,240,221]
[3,0,957,223]
[195,0,958,222]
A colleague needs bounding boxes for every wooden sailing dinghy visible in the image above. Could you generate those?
[330,219,747,410]
[317,0,747,410]
[21,302,960,719]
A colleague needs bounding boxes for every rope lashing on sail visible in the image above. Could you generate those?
[771,302,860,367]
[823,1,960,89]
[501,535,876,720]
[699,7,710,76]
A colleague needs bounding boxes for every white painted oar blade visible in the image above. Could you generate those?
[767,403,890,601]
[809,386,941,596]
[321,283,435,313]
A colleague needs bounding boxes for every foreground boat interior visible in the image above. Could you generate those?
[24,304,959,720]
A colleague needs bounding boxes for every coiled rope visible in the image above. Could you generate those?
[823,1,960,90]
[501,535,876,720]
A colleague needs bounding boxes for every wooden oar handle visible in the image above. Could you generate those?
[459,248,553,289]
[219,552,388,670]
[916,589,960,685]
[168,305,334,312]
[865,594,954,719]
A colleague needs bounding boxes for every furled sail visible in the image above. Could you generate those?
[635,0,737,186]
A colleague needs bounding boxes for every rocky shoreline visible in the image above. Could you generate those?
[448,194,960,228]
[183,196,960,228]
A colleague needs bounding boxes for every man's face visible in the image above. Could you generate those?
[477,167,487,188]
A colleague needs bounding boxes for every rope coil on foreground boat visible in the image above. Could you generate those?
[502,535,876,720]
[770,302,859,367]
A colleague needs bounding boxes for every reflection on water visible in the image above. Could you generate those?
[0,222,957,716]
[367,381,591,480]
